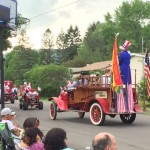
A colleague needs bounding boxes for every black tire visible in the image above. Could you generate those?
[78,112,85,118]
[109,114,116,118]
[11,98,14,104]
[22,101,28,110]
[90,103,105,126]
[19,98,22,102]
[120,113,136,124]
[19,103,23,109]
[49,101,57,120]
[39,101,43,110]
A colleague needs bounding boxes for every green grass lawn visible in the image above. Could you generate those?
[41,97,48,101]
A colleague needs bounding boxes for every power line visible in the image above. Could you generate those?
[30,0,81,20]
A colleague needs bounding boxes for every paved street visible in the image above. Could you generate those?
[3,100,150,150]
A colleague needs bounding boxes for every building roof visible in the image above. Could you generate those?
[70,60,112,73]
[131,53,144,58]
[70,53,144,73]
[81,60,112,71]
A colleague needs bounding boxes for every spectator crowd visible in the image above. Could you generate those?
[0,107,117,150]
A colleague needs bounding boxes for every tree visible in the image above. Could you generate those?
[4,46,39,85]
[65,25,82,48]
[41,28,54,64]
[56,28,66,49]
[114,0,150,53]
[17,28,32,48]
[137,77,150,111]
[42,28,54,49]
[76,22,107,64]
[74,0,150,66]
[99,13,116,59]
[3,13,30,51]
[61,25,82,62]
[24,64,69,97]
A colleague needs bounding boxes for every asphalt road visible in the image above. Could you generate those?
[3,100,150,150]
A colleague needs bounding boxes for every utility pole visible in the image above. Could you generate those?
[0,0,17,109]
[141,37,144,54]
[0,28,5,109]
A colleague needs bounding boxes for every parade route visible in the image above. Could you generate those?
[4,100,150,150]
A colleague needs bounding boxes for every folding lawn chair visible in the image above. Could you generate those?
[0,122,16,150]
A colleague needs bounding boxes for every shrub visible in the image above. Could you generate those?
[137,77,150,103]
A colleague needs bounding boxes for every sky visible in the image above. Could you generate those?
[13,0,129,49]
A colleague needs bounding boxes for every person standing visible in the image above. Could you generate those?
[119,40,132,85]
[119,40,134,112]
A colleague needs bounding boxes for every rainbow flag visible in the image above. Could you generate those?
[111,37,123,93]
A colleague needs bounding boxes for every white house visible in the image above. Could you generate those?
[130,53,144,84]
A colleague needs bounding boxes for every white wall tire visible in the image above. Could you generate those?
[49,101,57,120]
[90,103,105,126]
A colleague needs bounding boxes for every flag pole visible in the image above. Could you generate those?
[143,75,146,111]
[143,48,147,111]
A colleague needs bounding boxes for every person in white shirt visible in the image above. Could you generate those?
[12,86,18,95]
[0,108,21,144]
[102,69,111,87]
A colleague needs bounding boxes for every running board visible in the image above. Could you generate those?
[106,111,143,115]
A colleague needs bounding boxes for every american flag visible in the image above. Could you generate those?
[144,50,150,97]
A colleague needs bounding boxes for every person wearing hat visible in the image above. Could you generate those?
[1,107,21,139]
[119,40,132,111]
[119,40,132,84]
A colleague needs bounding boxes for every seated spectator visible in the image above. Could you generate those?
[0,108,21,144]
[67,77,79,90]
[67,75,88,90]
[79,75,88,87]
[19,127,44,150]
[23,117,40,130]
[92,132,117,150]
[44,128,74,150]
[101,69,111,87]
[9,111,19,127]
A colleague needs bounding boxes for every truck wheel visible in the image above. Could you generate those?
[19,98,22,102]
[78,112,85,118]
[19,103,23,109]
[39,101,43,110]
[90,103,105,126]
[49,101,57,120]
[23,101,28,110]
[120,113,136,124]
[11,98,15,104]
[15,96,18,100]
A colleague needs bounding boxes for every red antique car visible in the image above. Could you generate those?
[48,70,142,126]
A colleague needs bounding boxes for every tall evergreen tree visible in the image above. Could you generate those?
[41,28,54,64]
[17,28,32,48]
[77,22,107,63]
[56,28,66,49]
[62,25,82,62]
[42,28,53,49]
